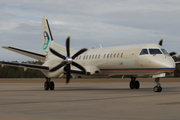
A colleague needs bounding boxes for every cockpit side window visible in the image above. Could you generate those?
[149,49,162,54]
[161,49,168,54]
[140,49,148,55]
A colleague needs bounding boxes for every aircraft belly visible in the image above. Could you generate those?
[101,69,171,74]
[41,68,64,78]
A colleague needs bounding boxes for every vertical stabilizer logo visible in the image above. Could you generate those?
[43,31,50,50]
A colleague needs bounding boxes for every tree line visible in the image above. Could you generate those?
[0,61,45,78]
[0,56,180,78]
[172,56,180,77]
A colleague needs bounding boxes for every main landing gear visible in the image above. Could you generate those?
[153,78,162,92]
[129,77,162,92]
[129,76,140,89]
[44,77,55,90]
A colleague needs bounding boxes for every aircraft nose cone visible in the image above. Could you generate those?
[162,56,175,68]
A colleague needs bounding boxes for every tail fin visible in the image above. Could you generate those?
[41,17,53,55]
[41,17,66,56]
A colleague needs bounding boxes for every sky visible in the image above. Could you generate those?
[0,0,180,62]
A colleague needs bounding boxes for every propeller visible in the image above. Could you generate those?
[49,36,88,83]
[159,39,163,46]
[169,52,177,56]
[158,39,177,56]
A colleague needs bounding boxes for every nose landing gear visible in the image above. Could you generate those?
[153,78,162,92]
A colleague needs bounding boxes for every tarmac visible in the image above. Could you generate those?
[0,79,180,120]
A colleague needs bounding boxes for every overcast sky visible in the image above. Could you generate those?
[0,0,180,62]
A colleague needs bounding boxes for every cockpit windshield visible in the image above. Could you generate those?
[149,49,162,54]
[161,49,168,54]
[139,49,148,55]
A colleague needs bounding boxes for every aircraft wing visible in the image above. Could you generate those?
[0,61,49,71]
[71,66,100,75]
[70,66,100,79]
[175,62,180,64]
[2,46,46,61]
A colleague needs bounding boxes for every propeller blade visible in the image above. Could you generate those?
[159,39,163,46]
[49,48,66,60]
[169,52,177,56]
[66,64,71,84]
[50,61,66,72]
[66,37,70,57]
[72,48,88,59]
[72,62,86,73]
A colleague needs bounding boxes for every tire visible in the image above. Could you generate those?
[153,86,159,92]
[130,81,135,89]
[50,81,55,90]
[134,81,140,89]
[44,81,49,90]
[158,86,162,92]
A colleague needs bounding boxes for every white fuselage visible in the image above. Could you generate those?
[42,43,175,78]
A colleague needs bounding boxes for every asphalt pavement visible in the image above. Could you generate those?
[0,82,180,120]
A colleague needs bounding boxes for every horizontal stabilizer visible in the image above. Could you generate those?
[0,61,49,71]
[2,46,46,61]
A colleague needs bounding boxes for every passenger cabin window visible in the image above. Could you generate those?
[117,53,120,58]
[103,54,106,58]
[121,53,123,58]
[89,55,91,59]
[114,53,116,58]
[92,55,94,59]
[140,49,148,55]
[86,55,88,59]
[95,55,97,59]
[79,56,81,60]
[149,49,162,54]
[161,49,168,54]
[98,54,100,59]
[110,54,113,58]
[107,54,109,58]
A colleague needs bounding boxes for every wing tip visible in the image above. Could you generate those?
[2,46,9,49]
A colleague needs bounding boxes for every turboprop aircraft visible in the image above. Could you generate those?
[0,17,178,92]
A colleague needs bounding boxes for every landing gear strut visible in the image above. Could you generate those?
[129,76,140,89]
[44,77,55,90]
[153,78,162,92]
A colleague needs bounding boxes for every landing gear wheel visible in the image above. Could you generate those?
[154,78,162,92]
[129,79,140,89]
[130,81,135,89]
[153,86,162,92]
[153,86,159,92]
[158,86,162,92]
[44,81,49,90]
[134,81,140,89]
[50,81,55,90]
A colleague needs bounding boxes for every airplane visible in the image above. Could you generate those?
[0,17,178,92]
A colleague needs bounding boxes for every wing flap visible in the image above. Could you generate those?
[2,46,46,61]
